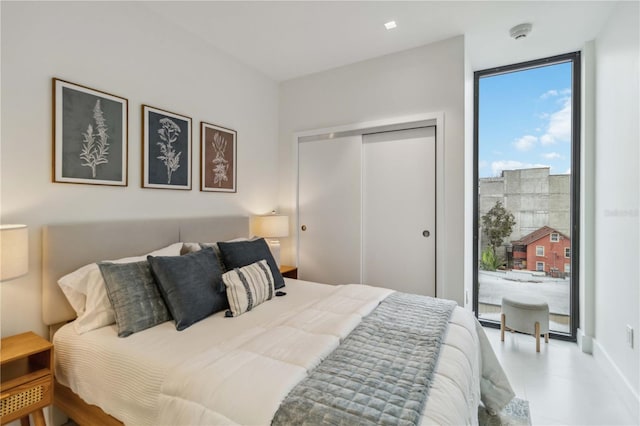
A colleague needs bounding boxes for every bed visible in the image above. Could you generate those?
[42,216,514,426]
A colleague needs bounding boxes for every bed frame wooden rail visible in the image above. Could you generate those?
[55,381,123,426]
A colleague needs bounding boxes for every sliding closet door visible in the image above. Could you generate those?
[298,135,362,284]
[362,127,436,296]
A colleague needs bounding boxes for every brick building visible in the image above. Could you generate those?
[479,167,570,262]
[510,226,571,277]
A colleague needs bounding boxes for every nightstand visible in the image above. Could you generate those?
[1,332,53,426]
[279,265,298,279]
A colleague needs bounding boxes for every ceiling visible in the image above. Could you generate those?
[144,1,616,82]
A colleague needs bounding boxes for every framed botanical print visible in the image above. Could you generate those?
[200,122,237,192]
[53,78,128,186]
[142,105,192,190]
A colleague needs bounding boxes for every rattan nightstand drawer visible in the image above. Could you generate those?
[1,375,52,423]
[1,332,53,426]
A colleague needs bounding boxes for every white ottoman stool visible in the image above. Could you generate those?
[501,295,550,352]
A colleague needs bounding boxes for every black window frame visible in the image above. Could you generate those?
[473,52,581,341]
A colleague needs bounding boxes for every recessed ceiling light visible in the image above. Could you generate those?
[384,21,397,30]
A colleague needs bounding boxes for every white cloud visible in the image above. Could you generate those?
[540,97,571,145]
[540,89,558,99]
[564,168,571,175]
[540,134,554,144]
[514,135,537,151]
[540,88,571,99]
[542,152,562,160]
[491,160,550,177]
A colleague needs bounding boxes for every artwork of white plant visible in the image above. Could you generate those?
[212,132,229,186]
[156,118,182,184]
[80,99,110,178]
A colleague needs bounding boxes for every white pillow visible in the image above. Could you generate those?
[222,259,275,317]
[57,242,183,334]
[180,237,252,256]
[180,242,204,255]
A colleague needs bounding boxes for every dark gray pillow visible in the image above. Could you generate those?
[98,261,171,337]
[147,247,227,331]
[217,238,285,289]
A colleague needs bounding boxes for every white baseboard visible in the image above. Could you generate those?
[577,328,593,353]
[592,338,640,421]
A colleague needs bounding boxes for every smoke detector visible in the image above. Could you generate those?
[510,23,532,40]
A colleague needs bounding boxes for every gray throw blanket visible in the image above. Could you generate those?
[272,292,457,426]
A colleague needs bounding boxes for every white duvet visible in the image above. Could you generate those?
[54,280,514,426]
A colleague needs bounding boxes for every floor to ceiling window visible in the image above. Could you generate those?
[473,52,580,340]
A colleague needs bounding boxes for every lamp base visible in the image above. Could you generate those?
[266,239,281,267]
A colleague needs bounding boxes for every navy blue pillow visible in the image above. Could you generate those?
[217,238,285,289]
[147,247,226,331]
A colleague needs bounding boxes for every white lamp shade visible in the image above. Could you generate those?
[253,214,289,238]
[1,224,29,281]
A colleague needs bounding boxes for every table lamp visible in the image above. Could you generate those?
[1,224,29,281]
[253,213,289,266]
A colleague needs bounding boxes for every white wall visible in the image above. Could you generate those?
[579,39,596,354]
[279,36,466,304]
[593,0,640,412]
[0,1,279,339]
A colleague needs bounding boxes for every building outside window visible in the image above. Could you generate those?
[550,233,560,242]
[536,261,545,272]
[565,247,571,258]
[536,246,545,256]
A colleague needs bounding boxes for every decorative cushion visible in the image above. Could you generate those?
[57,242,183,334]
[217,238,285,289]
[222,260,275,317]
[180,238,251,264]
[180,242,204,255]
[98,261,171,337]
[147,247,226,331]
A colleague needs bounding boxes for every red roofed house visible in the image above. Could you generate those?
[511,226,571,277]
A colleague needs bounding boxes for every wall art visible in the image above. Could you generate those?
[200,122,237,192]
[53,78,128,186]
[142,105,192,190]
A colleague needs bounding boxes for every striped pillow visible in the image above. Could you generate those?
[222,260,275,317]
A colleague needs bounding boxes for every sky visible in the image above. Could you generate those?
[478,61,573,178]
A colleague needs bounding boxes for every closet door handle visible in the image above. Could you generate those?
[422,230,430,238]
[301,225,307,231]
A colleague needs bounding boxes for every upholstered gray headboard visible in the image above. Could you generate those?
[42,216,249,326]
